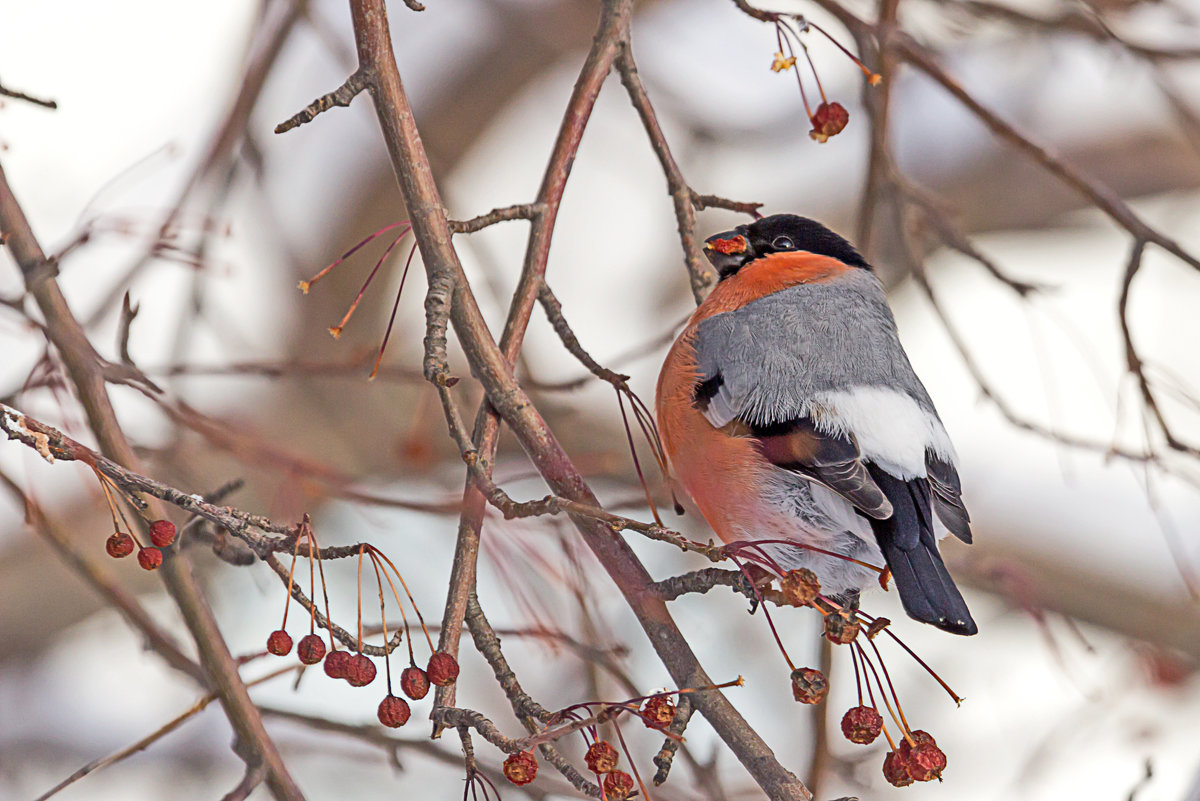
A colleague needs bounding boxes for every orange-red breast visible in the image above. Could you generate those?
[656,214,976,634]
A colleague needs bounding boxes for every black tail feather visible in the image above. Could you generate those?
[867,466,977,636]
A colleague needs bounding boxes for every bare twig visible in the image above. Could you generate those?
[450,203,546,234]
[274,69,368,134]
[0,76,58,109]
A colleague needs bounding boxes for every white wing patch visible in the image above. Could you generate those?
[810,386,956,479]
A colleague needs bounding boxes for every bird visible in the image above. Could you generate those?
[656,214,977,635]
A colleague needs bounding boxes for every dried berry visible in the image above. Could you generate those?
[584,740,619,774]
[426,651,460,686]
[106,532,134,558]
[603,770,635,800]
[840,705,883,745]
[297,634,326,665]
[148,519,176,548]
[898,730,936,759]
[883,750,914,787]
[907,740,947,782]
[708,234,748,255]
[502,750,537,786]
[640,695,676,729]
[346,653,377,687]
[899,730,945,782]
[377,694,411,727]
[790,667,828,705]
[137,547,163,571]
[267,629,293,656]
[823,610,861,645]
[324,649,352,679]
[780,568,820,606]
[401,666,430,700]
[809,101,849,143]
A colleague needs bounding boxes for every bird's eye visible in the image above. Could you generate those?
[772,236,795,250]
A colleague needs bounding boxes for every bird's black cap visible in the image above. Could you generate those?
[703,214,869,279]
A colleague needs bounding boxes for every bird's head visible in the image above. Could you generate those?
[703,214,869,279]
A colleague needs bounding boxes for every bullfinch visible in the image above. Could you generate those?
[656,214,977,635]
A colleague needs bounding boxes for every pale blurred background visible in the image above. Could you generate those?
[2,0,1200,799]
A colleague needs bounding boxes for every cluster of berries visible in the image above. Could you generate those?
[267,628,458,728]
[775,567,948,786]
[105,519,175,570]
[500,691,683,795]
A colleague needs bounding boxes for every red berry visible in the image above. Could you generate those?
[898,730,945,782]
[297,634,326,665]
[809,101,849,143]
[401,666,430,700]
[823,610,861,645]
[426,651,460,686]
[840,705,883,745]
[603,770,635,800]
[346,653,377,687]
[137,547,163,570]
[502,750,538,786]
[640,695,676,729]
[267,629,293,656]
[377,695,411,727]
[883,750,914,787]
[106,532,134,558]
[584,740,619,774]
[898,729,937,759]
[324,649,352,679]
[790,667,828,705]
[780,568,820,606]
[907,740,947,782]
[148,519,176,548]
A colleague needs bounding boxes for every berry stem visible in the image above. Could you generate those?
[368,546,418,663]
[369,545,435,651]
[370,240,419,380]
[328,227,410,338]
[807,20,882,83]
[729,555,795,671]
[368,549,394,695]
[859,609,963,705]
[616,387,663,527]
[854,642,907,738]
[298,220,408,293]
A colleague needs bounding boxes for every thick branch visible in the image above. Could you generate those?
[0,162,305,801]
[345,3,812,797]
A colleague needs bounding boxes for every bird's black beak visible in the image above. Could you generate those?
[704,228,754,278]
